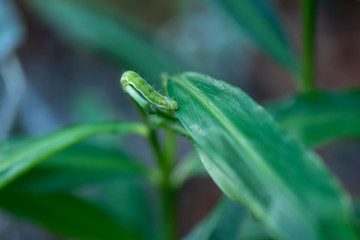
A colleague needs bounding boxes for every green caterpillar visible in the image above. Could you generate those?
[121,71,179,111]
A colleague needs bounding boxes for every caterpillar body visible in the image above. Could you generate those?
[121,71,179,111]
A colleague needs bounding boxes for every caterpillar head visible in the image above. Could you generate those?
[166,98,179,110]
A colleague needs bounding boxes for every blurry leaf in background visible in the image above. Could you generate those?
[78,179,165,240]
[0,0,27,140]
[1,145,160,240]
[208,0,299,76]
[185,196,275,240]
[240,216,274,240]
[0,122,147,190]
[155,5,255,81]
[267,90,360,147]
[71,87,121,123]
[0,55,27,140]
[5,143,155,193]
[170,151,207,188]
[0,0,25,62]
[183,197,247,240]
[23,0,186,82]
[355,199,360,225]
[0,190,145,240]
[168,72,358,240]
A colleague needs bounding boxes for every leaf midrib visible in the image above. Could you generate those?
[172,76,315,236]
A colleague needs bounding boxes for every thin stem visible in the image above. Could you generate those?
[149,125,178,240]
[151,117,191,139]
[301,0,318,91]
[164,129,176,170]
[161,181,177,240]
[132,99,177,240]
[161,116,177,240]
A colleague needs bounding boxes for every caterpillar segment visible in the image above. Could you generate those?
[121,71,179,111]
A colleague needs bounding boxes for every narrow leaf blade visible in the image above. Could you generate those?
[0,122,147,189]
[6,143,153,192]
[210,0,299,75]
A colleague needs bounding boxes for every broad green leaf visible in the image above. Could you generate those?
[23,0,185,80]
[168,72,358,240]
[183,197,247,240]
[209,0,299,75]
[266,90,360,147]
[0,190,144,240]
[0,122,147,189]
[6,143,156,192]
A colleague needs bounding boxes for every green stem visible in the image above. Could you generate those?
[161,180,177,240]
[164,130,176,170]
[133,100,177,240]
[301,0,318,91]
[149,127,177,240]
[162,121,177,240]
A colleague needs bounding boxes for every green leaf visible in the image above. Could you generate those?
[183,197,247,240]
[6,143,156,192]
[0,122,147,190]
[23,0,185,80]
[266,90,360,147]
[209,0,299,75]
[0,190,145,240]
[168,72,358,240]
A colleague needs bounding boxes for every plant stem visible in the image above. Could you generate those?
[164,130,176,170]
[301,0,318,91]
[163,110,177,173]
[162,117,177,240]
[149,127,177,240]
[134,101,177,240]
